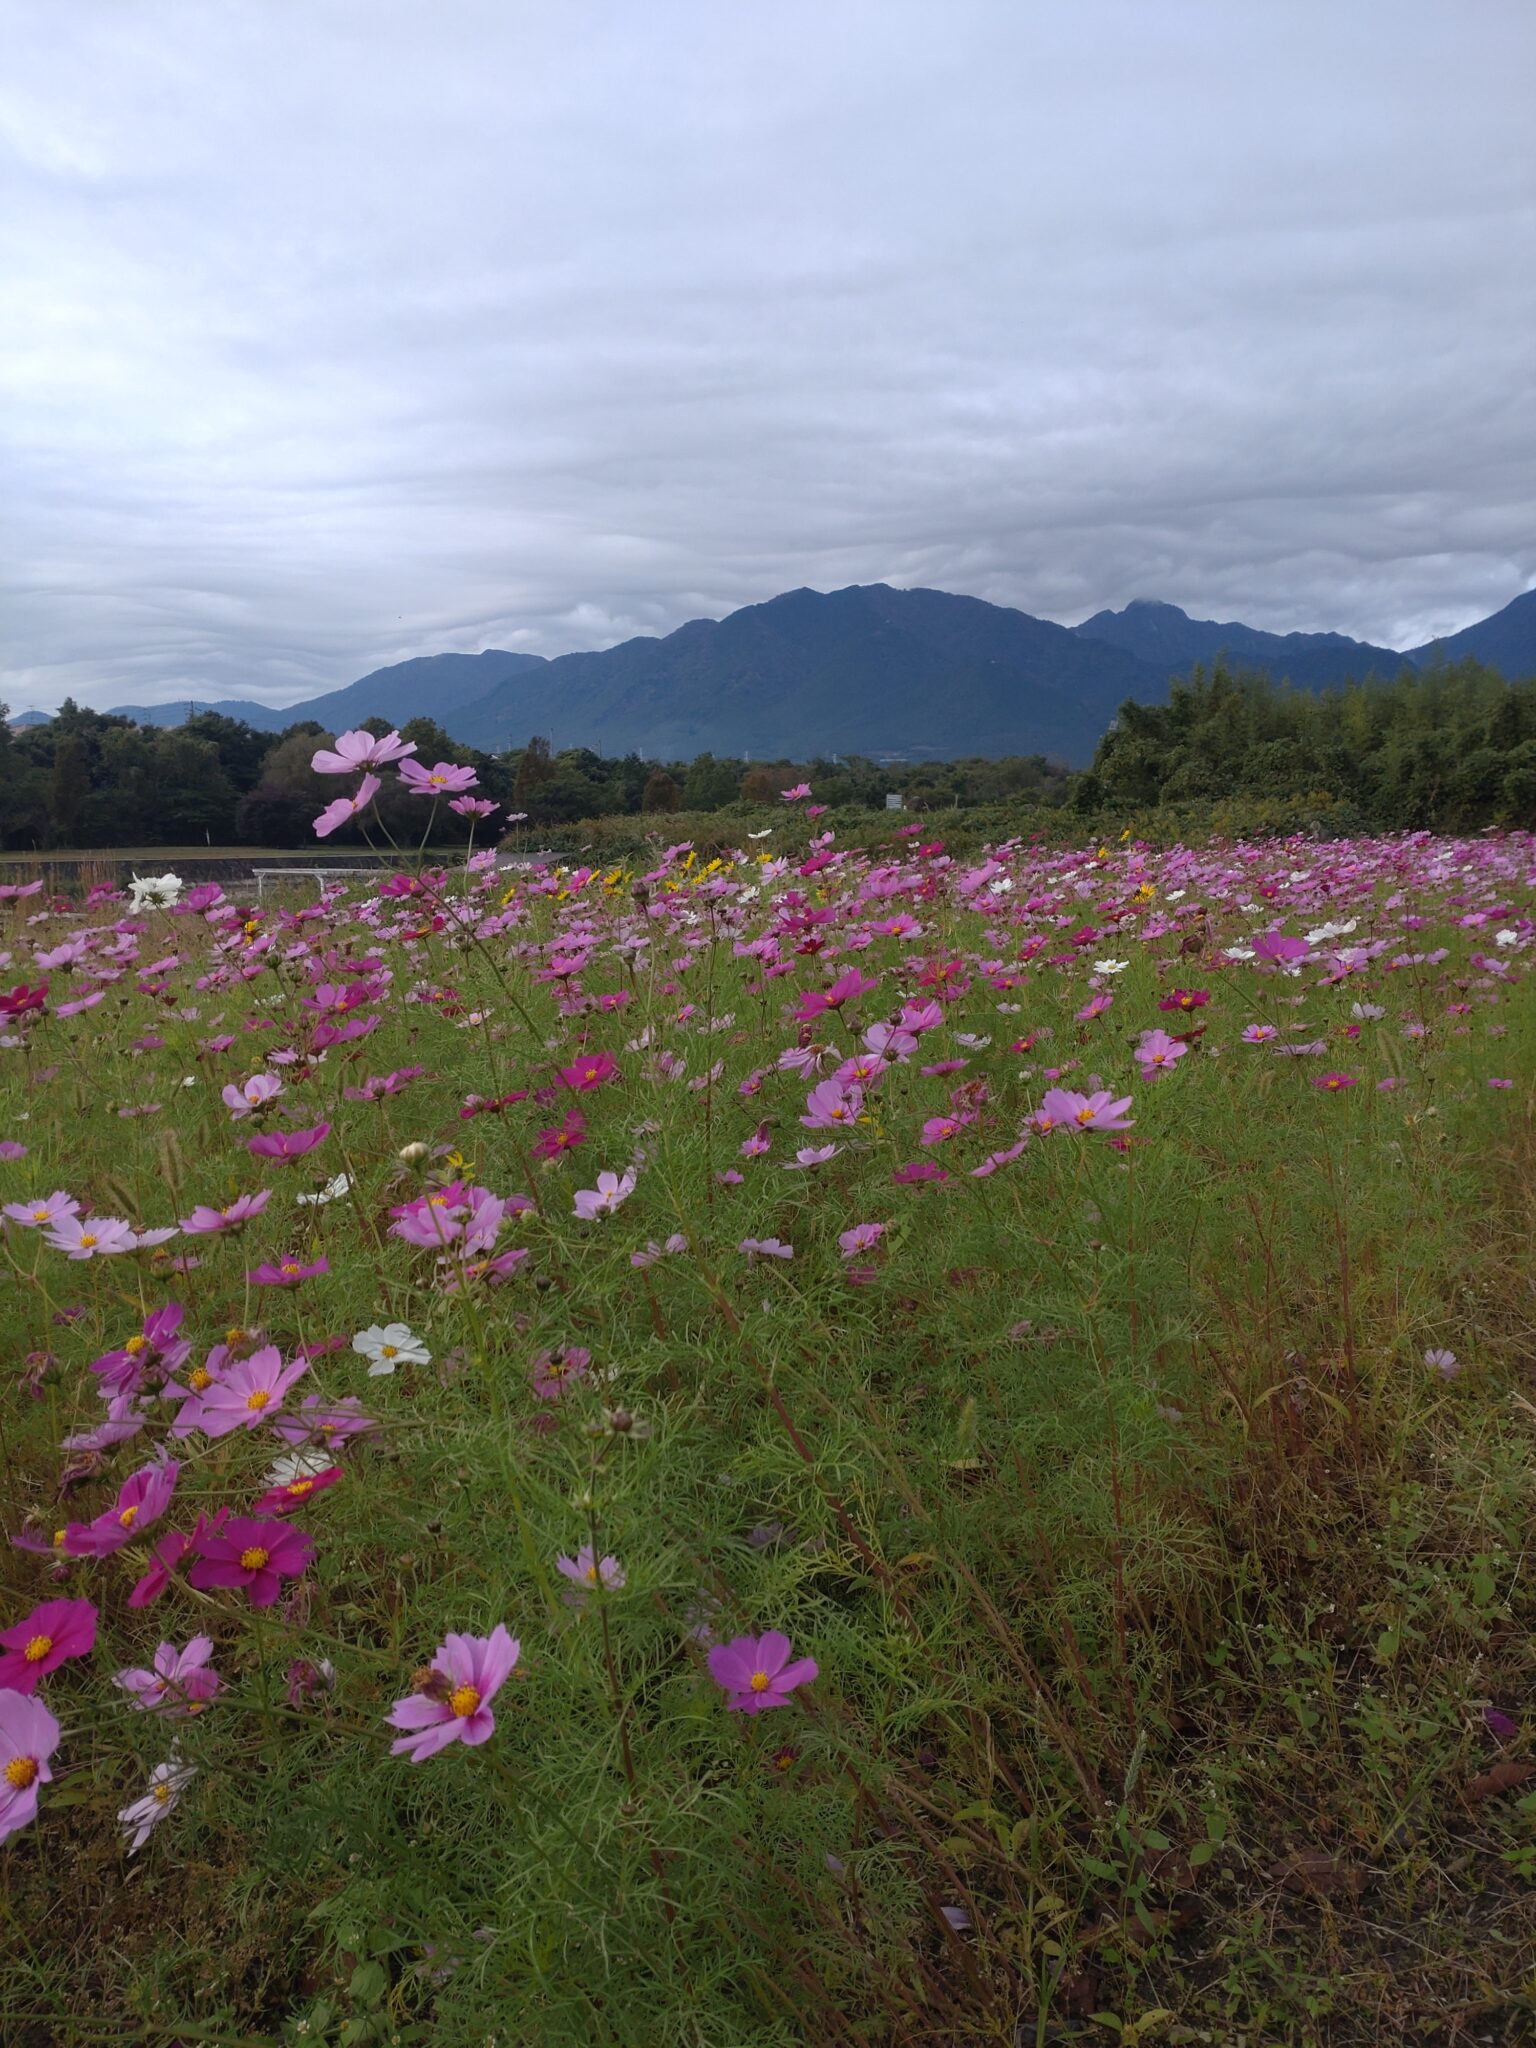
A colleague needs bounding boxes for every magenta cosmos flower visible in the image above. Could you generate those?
[0,1598,97,1693]
[311,728,416,774]
[193,1347,309,1437]
[386,1626,520,1760]
[187,1516,315,1608]
[0,1691,61,1843]
[248,1123,331,1163]
[556,1049,619,1092]
[247,1255,330,1288]
[63,1458,180,1557]
[1312,1072,1357,1092]
[707,1631,818,1714]
[113,1634,221,1717]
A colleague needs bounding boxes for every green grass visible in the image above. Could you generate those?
[0,833,1534,2046]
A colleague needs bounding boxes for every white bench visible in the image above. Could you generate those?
[250,866,371,902]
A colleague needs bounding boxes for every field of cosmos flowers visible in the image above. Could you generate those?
[1,733,1535,2046]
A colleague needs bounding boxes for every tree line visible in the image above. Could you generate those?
[0,703,1071,850]
[1074,655,1536,830]
[2,654,1533,850]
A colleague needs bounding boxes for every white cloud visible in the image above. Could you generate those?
[1,0,1532,711]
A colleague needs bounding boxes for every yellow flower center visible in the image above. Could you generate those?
[246,1389,271,1411]
[239,1546,270,1571]
[30,1207,50,1221]
[1075,1108,1096,1125]
[749,1671,771,1693]
[585,1565,600,1583]
[79,1233,99,1249]
[125,1335,149,1355]
[22,1635,53,1664]
[52,1530,66,1549]
[280,1263,301,1277]
[4,1756,38,1791]
[152,1781,173,1804]
[118,1505,140,1527]
[189,1366,212,1391]
[286,1480,313,1498]
[380,1344,398,1359]
[448,1684,481,1717]
[226,1327,246,1347]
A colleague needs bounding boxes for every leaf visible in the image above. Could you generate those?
[1465,1761,1536,1803]
[349,1960,388,2005]
[1269,1848,1366,1897]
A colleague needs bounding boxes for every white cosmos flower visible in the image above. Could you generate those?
[296,1174,353,1207]
[120,1752,195,1853]
[353,1322,431,1375]
[1093,959,1129,976]
[127,872,184,913]
[266,1448,334,1488]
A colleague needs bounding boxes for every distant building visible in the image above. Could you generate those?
[885,792,905,810]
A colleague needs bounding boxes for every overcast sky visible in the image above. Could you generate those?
[2,1,1533,714]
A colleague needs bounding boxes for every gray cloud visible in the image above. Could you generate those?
[1,0,1533,713]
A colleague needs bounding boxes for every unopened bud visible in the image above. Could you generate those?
[398,1142,430,1164]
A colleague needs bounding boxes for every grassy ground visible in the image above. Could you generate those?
[0,824,1533,2045]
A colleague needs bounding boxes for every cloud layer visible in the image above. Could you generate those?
[2,0,1533,712]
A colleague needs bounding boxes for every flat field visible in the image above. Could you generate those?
[1,825,1533,2045]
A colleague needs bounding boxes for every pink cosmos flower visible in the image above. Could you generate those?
[43,1214,137,1258]
[893,1161,948,1185]
[800,1079,863,1130]
[1136,1028,1188,1077]
[248,1123,331,1162]
[707,1631,818,1713]
[0,1692,60,1844]
[784,1144,839,1170]
[1034,1088,1135,1133]
[90,1301,192,1398]
[399,758,479,796]
[449,794,498,818]
[529,1345,592,1400]
[119,1752,197,1852]
[572,1170,636,1219]
[187,1516,315,1607]
[630,1234,689,1269]
[313,772,382,838]
[1424,1347,1460,1379]
[270,1394,378,1450]
[247,1256,330,1288]
[179,1190,272,1233]
[386,1625,520,1760]
[1312,1072,1357,1092]
[1240,1024,1278,1044]
[3,1190,79,1229]
[0,1598,98,1694]
[739,1237,794,1261]
[1158,989,1209,1014]
[838,1222,886,1258]
[113,1635,221,1716]
[311,728,416,774]
[781,783,812,801]
[64,1459,180,1557]
[193,1348,310,1438]
[556,1546,625,1594]
[222,1073,283,1118]
[921,1113,971,1147]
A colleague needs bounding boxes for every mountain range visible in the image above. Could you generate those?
[47,582,1536,766]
